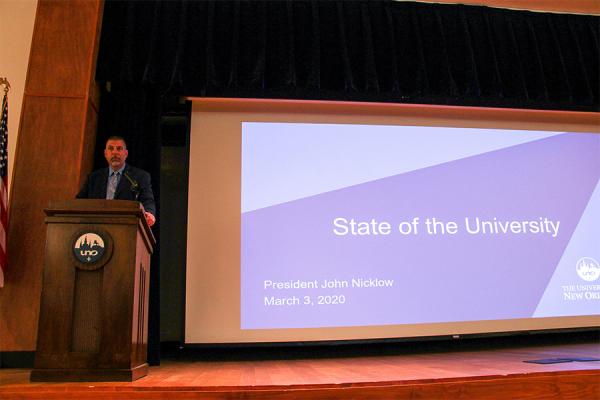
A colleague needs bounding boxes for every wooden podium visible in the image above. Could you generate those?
[31,199,156,382]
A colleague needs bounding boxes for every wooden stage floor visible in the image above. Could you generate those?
[1,341,599,399]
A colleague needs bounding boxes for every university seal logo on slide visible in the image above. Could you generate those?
[576,257,600,282]
[73,232,106,264]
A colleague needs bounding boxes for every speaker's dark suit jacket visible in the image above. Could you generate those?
[76,164,156,216]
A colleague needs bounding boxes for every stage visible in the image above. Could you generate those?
[1,341,599,399]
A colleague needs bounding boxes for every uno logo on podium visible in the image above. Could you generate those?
[73,232,108,265]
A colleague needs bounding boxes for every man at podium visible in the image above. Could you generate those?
[77,136,157,227]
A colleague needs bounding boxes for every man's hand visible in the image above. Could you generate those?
[144,211,156,227]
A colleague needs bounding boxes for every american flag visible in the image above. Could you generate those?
[0,93,7,287]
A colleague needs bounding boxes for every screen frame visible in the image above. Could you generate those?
[184,97,600,344]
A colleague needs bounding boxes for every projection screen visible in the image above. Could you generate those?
[185,98,600,344]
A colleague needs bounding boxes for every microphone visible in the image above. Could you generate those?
[123,171,140,201]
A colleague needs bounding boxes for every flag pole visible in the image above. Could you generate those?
[0,77,10,94]
[0,77,8,287]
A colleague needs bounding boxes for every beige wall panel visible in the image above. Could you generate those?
[0,0,38,195]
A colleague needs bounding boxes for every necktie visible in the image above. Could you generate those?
[107,172,119,199]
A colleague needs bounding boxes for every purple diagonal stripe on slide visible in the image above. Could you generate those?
[241,133,600,329]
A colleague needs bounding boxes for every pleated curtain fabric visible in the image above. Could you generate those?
[97,0,599,111]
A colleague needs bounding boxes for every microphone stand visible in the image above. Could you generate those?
[123,171,140,201]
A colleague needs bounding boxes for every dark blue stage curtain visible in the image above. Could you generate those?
[97,0,598,110]
[94,0,600,364]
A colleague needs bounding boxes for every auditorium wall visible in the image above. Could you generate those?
[0,0,38,196]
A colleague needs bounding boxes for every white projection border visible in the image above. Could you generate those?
[185,98,600,344]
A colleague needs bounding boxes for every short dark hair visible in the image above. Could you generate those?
[106,136,127,148]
